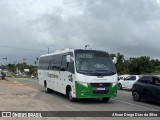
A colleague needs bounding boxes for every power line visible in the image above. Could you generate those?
[0,45,46,52]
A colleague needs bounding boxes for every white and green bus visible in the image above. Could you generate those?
[38,48,118,102]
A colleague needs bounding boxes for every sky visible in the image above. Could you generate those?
[0,0,160,65]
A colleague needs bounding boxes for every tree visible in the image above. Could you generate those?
[110,53,129,75]
[7,64,16,72]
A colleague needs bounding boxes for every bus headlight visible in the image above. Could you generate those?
[112,82,117,88]
[77,81,88,87]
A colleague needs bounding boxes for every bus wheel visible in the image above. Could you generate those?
[102,97,110,102]
[44,81,52,93]
[68,88,75,102]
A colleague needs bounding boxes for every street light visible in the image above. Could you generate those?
[1,57,7,67]
[85,45,90,49]
[2,57,7,60]
[23,58,27,61]
[22,58,38,66]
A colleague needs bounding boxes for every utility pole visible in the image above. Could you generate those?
[47,47,50,54]
[22,58,38,66]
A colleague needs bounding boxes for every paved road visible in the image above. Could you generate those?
[0,78,159,120]
[12,78,160,110]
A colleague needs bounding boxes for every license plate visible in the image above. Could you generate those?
[97,88,105,90]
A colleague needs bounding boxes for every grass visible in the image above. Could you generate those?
[7,75,31,78]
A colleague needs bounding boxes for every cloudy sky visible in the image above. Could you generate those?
[0,0,160,65]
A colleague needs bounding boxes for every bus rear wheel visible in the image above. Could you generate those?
[44,81,52,93]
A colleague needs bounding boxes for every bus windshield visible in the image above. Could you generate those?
[75,50,116,76]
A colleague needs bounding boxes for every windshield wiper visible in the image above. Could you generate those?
[77,70,116,76]
[95,70,103,76]
[95,70,116,75]
[77,70,95,73]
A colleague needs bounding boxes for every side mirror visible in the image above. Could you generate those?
[60,68,66,71]
[112,57,117,64]
[66,55,71,63]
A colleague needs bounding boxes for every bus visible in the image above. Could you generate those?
[38,48,118,102]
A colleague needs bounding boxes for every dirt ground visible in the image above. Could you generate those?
[0,79,159,120]
[0,79,38,111]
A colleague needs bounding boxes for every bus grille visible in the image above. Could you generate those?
[90,83,110,94]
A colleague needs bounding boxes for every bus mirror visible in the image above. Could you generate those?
[60,68,66,71]
[66,55,71,63]
[112,57,117,64]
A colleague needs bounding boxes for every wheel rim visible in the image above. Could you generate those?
[45,83,47,91]
[45,86,48,91]
[118,84,122,89]
[133,92,139,101]
[45,82,48,92]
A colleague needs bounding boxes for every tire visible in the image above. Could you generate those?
[68,88,75,102]
[132,91,141,102]
[102,97,110,102]
[44,81,52,93]
[118,83,122,90]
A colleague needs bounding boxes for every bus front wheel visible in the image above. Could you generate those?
[68,88,75,102]
[102,97,110,102]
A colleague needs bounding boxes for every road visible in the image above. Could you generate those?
[0,78,159,120]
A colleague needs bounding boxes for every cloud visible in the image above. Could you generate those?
[0,0,160,64]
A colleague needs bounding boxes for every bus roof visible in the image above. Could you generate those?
[40,48,74,57]
[40,48,108,58]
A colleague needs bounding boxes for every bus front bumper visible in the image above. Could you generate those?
[75,81,118,99]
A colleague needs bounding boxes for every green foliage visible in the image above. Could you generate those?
[128,56,153,74]
[1,63,37,75]
[110,53,160,75]
[1,53,160,76]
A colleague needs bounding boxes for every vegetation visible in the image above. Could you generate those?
[111,53,160,75]
[1,53,160,76]
[0,62,37,76]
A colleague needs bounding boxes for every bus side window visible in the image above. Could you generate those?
[49,55,61,71]
[59,54,75,73]
[60,55,67,71]
[67,60,75,74]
